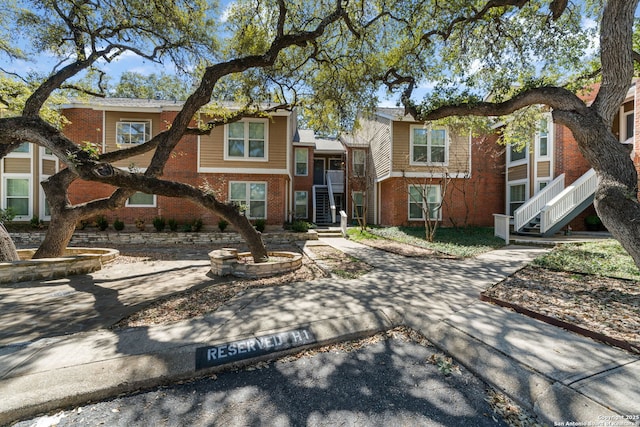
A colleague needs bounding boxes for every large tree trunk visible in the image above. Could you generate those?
[0,224,19,262]
[34,210,80,259]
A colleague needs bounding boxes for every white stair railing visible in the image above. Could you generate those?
[540,169,597,234]
[326,173,337,223]
[514,174,565,231]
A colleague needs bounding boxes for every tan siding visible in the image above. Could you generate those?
[105,111,164,168]
[199,116,288,170]
[4,158,31,173]
[42,159,57,176]
[508,164,528,181]
[363,115,391,179]
[392,122,470,174]
[537,161,551,178]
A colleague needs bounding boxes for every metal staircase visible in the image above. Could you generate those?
[514,169,598,237]
[313,186,332,224]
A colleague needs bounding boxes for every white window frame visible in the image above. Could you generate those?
[294,147,308,176]
[621,109,634,142]
[508,180,528,216]
[352,149,366,177]
[126,192,157,208]
[2,175,32,220]
[409,126,449,166]
[224,119,269,161]
[536,119,552,160]
[507,142,528,166]
[229,181,267,219]
[294,191,308,219]
[7,142,31,158]
[408,184,442,221]
[352,191,364,219]
[116,119,152,146]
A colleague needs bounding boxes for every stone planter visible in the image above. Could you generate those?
[209,248,303,278]
[0,247,119,284]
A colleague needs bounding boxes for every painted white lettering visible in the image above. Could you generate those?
[273,335,283,346]
[302,330,310,340]
[291,331,302,343]
[238,342,247,354]
[218,345,227,358]
[207,348,217,361]
[264,337,274,349]
[247,340,257,352]
[228,343,237,356]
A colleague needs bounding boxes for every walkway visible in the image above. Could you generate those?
[0,238,637,425]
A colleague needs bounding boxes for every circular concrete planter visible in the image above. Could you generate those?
[209,248,302,278]
[0,247,119,284]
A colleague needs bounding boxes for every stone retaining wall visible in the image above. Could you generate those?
[209,249,303,278]
[9,230,319,247]
[0,248,120,284]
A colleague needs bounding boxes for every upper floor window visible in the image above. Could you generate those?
[538,119,549,157]
[225,120,268,160]
[410,127,447,165]
[117,121,151,145]
[295,147,308,175]
[508,143,527,163]
[353,150,366,177]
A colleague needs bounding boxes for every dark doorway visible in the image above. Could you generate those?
[313,158,325,185]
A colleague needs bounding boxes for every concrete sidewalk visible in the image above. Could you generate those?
[0,239,638,425]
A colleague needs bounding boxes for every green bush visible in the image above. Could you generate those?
[254,218,266,232]
[113,218,125,231]
[218,219,229,232]
[182,222,192,232]
[168,218,178,232]
[30,215,44,229]
[153,216,166,232]
[291,220,310,232]
[192,218,203,232]
[0,208,15,224]
[96,215,109,231]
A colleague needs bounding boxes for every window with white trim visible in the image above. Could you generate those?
[508,144,527,163]
[509,183,526,216]
[126,192,156,207]
[12,143,30,154]
[294,191,308,219]
[225,120,268,160]
[116,121,151,145]
[623,110,634,141]
[3,177,31,218]
[295,148,308,175]
[411,127,447,164]
[537,119,549,157]
[353,150,366,177]
[408,185,441,220]
[229,182,267,219]
[352,191,364,219]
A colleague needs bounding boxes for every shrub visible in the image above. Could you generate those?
[152,216,166,232]
[168,218,178,232]
[30,215,44,229]
[134,218,145,231]
[96,215,109,231]
[292,220,310,233]
[113,218,125,231]
[254,218,266,232]
[182,222,192,232]
[192,218,203,232]
[0,207,15,224]
[218,219,229,232]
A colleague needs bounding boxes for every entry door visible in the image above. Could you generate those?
[313,158,325,185]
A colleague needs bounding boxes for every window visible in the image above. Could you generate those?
[352,191,364,219]
[126,192,156,207]
[294,191,308,219]
[508,144,527,163]
[538,119,549,157]
[229,182,266,219]
[12,143,30,154]
[408,185,441,220]
[116,121,151,145]
[509,184,526,216]
[4,177,30,217]
[295,148,308,175]
[353,150,366,177]
[226,120,267,160]
[624,110,634,141]
[329,158,343,170]
[411,127,447,164]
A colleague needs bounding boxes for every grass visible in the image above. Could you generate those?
[533,239,640,280]
[347,226,505,258]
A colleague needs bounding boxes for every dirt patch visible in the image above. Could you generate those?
[354,238,453,258]
[483,266,640,352]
